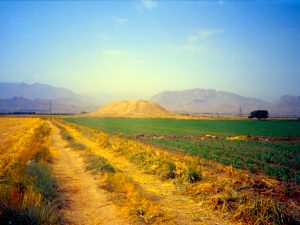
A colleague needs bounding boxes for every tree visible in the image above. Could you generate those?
[248,110,269,120]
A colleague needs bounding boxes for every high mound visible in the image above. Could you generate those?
[85,100,173,118]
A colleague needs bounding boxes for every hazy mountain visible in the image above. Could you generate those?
[268,95,300,116]
[0,82,78,99]
[151,88,300,116]
[0,82,96,114]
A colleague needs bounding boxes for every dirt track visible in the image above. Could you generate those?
[49,122,128,225]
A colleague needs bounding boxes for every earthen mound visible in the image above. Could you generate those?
[85,100,172,118]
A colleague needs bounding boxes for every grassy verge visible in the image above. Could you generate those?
[101,173,173,224]
[0,121,63,225]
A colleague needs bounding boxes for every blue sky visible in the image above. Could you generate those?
[0,0,300,101]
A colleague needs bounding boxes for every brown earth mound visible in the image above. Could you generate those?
[85,100,175,118]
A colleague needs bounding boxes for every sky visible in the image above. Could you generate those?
[0,0,300,101]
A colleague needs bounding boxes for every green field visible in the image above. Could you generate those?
[65,118,300,183]
[65,118,300,137]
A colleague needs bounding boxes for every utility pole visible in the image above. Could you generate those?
[49,100,52,114]
[239,105,242,117]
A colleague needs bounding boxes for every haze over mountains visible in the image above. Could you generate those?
[1,82,299,116]
[151,89,300,117]
[0,82,96,114]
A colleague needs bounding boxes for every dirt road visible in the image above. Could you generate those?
[49,122,128,225]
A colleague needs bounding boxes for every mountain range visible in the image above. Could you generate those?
[1,82,299,116]
[0,82,96,114]
[151,89,300,117]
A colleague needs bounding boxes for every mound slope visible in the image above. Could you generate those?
[85,100,173,118]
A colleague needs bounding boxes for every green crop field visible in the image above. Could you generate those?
[65,118,300,137]
[65,117,300,183]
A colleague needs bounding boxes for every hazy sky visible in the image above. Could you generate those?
[1,0,300,100]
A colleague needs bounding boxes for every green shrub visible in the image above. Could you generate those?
[26,162,57,201]
[85,155,116,174]
[186,167,202,183]
[161,161,176,180]
[0,201,62,225]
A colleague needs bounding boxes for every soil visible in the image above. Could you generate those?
[129,134,300,143]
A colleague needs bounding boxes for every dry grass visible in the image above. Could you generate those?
[0,119,63,224]
[101,173,174,224]
[0,118,41,177]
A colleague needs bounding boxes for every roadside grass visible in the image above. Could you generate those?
[101,173,173,224]
[0,121,63,225]
[62,119,300,225]
[234,196,299,225]
[85,153,116,174]
[54,121,87,151]
[55,120,173,224]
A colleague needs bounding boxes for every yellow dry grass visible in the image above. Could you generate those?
[225,135,248,141]
[0,118,41,176]
[0,118,62,224]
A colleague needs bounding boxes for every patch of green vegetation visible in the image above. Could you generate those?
[85,154,116,174]
[65,118,300,137]
[186,167,202,183]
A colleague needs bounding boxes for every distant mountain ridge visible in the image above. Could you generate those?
[0,82,96,114]
[269,95,300,116]
[0,82,77,99]
[151,88,300,116]
[1,83,299,116]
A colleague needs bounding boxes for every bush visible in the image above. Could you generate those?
[161,161,177,180]
[186,167,202,183]
[26,162,57,201]
[85,155,116,174]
